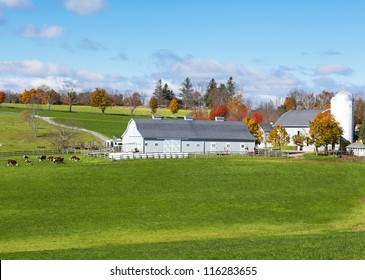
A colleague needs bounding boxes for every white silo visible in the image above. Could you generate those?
[330,91,354,143]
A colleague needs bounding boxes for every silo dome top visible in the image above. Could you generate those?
[332,91,352,101]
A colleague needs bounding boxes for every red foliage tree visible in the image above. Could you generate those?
[251,113,263,123]
[0,91,5,104]
[209,105,228,120]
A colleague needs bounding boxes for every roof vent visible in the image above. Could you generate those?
[152,114,162,120]
[184,115,193,121]
[215,116,225,122]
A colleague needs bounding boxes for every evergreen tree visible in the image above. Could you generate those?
[161,83,174,107]
[153,79,164,107]
[204,78,217,107]
[226,77,236,98]
[179,77,194,109]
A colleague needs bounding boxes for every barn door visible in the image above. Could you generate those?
[164,139,181,153]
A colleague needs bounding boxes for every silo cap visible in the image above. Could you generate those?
[333,91,352,101]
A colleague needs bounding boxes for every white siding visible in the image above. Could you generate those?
[122,119,144,152]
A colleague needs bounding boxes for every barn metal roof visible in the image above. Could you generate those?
[133,119,256,141]
[274,109,326,127]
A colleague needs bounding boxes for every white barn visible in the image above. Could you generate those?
[121,117,256,154]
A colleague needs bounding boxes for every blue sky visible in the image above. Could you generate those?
[1,0,364,104]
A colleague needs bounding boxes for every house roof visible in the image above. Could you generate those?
[133,119,256,141]
[347,141,365,149]
[274,109,326,127]
[259,123,273,133]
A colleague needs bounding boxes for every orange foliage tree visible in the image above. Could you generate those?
[89,88,112,113]
[0,91,5,104]
[309,110,343,155]
[209,105,228,120]
[169,98,179,114]
[21,88,38,104]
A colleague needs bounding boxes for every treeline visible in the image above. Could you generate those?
[1,78,364,125]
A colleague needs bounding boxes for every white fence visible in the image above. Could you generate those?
[108,152,189,160]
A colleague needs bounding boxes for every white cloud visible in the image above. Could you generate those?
[19,23,65,39]
[0,0,32,8]
[63,0,107,15]
[0,59,72,76]
[314,63,354,76]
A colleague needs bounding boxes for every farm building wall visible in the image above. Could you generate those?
[122,120,144,152]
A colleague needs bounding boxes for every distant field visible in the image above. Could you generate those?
[1,103,192,118]
[0,156,364,259]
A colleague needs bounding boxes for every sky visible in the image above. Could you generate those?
[1,0,365,105]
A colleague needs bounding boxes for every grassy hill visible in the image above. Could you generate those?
[0,105,364,259]
[0,155,364,259]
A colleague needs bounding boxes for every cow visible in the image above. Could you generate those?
[53,157,64,164]
[23,155,29,159]
[47,156,54,161]
[69,155,81,161]
[7,159,18,166]
[36,155,46,161]
[25,159,32,165]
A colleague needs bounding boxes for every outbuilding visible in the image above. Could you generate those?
[346,141,365,157]
[121,117,256,154]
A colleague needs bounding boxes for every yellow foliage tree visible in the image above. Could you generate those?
[21,88,38,104]
[309,110,343,155]
[267,125,290,149]
[169,98,179,114]
[243,116,263,144]
[89,88,112,113]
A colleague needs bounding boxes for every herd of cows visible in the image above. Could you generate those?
[6,155,81,166]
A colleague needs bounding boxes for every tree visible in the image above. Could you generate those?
[243,116,263,145]
[283,96,296,111]
[179,77,194,109]
[21,88,38,104]
[267,125,290,149]
[89,88,112,113]
[50,121,80,151]
[315,90,334,109]
[358,121,365,143]
[153,79,164,107]
[309,110,343,155]
[204,78,217,107]
[61,80,78,112]
[124,92,142,115]
[0,91,5,105]
[226,77,236,98]
[149,96,158,114]
[37,85,60,110]
[161,83,174,107]
[21,105,41,138]
[354,95,365,125]
[209,105,228,120]
[169,98,179,114]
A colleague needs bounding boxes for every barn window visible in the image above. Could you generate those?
[186,144,190,147]
[145,143,148,146]
[241,144,245,148]
[155,143,158,146]
[197,144,200,147]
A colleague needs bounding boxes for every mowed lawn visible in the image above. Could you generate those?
[0,156,364,259]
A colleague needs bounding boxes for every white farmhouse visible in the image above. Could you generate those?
[274,91,354,146]
[121,117,256,154]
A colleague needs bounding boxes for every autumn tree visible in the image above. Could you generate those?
[354,95,365,125]
[149,96,158,114]
[124,92,142,115]
[209,105,228,120]
[358,121,365,143]
[267,125,290,149]
[283,96,296,111]
[204,78,217,108]
[0,91,5,105]
[309,110,343,155]
[169,98,179,114]
[189,108,209,120]
[243,116,263,145]
[152,79,164,107]
[89,88,112,113]
[21,88,39,104]
[37,85,60,110]
[315,90,334,108]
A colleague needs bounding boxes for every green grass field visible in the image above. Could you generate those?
[1,105,364,260]
[0,156,364,259]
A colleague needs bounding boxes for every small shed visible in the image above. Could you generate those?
[346,141,365,157]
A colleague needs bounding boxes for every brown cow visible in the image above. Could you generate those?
[69,155,81,161]
[53,157,64,164]
[37,155,46,161]
[25,159,32,165]
[47,156,54,161]
[7,159,18,166]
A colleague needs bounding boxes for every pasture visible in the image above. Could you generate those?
[0,155,364,259]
